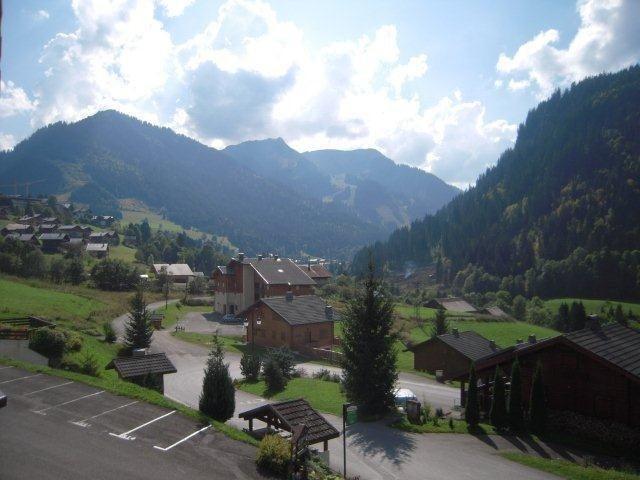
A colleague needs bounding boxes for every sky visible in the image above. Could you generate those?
[1,0,639,188]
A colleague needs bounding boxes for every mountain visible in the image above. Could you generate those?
[224,139,459,231]
[353,66,640,300]
[0,111,385,258]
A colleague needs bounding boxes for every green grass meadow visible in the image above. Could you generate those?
[501,453,640,480]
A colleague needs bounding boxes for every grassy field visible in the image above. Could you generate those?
[237,377,345,416]
[109,244,140,264]
[151,303,212,329]
[544,298,640,316]
[395,304,473,320]
[501,452,640,480]
[393,416,497,435]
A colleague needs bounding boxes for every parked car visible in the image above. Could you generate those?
[221,313,237,324]
[0,389,7,409]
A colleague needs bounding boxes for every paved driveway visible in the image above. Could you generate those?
[113,304,564,480]
[0,366,262,480]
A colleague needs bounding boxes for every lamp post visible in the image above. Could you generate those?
[244,315,262,355]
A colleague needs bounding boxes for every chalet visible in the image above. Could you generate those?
[38,233,70,253]
[38,223,59,234]
[424,297,478,313]
[479,306,510,318]
[106,351,176,393]
[18,214,44,226]
[1,223,35,236]
[42,216,59,224]
[89,231,117,245]
[453,323,640,428]
[212,253,315,315]
[5,233,41,247]
[241,294,336,352]
[297,262,332,285]
[85,243,109,258]
[410,329,501,380]
[123,234,138,246]
[58,225,92,239]
[91,215,116,227]
[153,263,195,283]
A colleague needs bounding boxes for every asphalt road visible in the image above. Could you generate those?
[113,308,566,480]
[0,366,263,480]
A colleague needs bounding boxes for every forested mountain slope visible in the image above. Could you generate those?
[354,66,640,300]
[0,111,383,258]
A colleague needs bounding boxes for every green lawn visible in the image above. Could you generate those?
[544,298,640,317]
[237,377,345,416]
[393,416,497,435]
[151,303,212,329]
[395,304,473,320]
[502,452,640,480]
[109,244,140,264]
[0,277,105,322]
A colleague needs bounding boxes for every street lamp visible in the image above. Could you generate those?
[244,316,262,354]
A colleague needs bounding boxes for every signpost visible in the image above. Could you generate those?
[342,403,358,479]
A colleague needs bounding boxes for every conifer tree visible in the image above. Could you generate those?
[341,256,397,416]
[431,308,449,337]
[199,335,235,421]
[489,367,508,431]
[124,287,153,350]
[529,362,547,433]
[508,359,524,431]
[465,364,480,428]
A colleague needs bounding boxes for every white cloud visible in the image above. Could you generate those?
[36,10,50,20]
[0,133,17,151]
[497,0,640,97]
[493,79,503,88]
[0,80,36,118]
[508,78,531,91]
[157,0,194,17]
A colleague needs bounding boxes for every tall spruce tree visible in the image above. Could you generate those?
[569,302,587,331]
[341,257,397,416]
[124,287,153,350]
[465,364,480,428]
[489,367,508,431]
[508,359,524,431]
[199,335,235,421]
[528,362,547,433]
[431,308,449,337]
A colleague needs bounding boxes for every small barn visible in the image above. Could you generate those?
[86,243,109,258]
[424,297,478,313]
[106,352,176,393]
[38,233,70,253]
[6,233,41,247]
[153,263,195,283]
[410,329,501,380]
[1,223,35,236]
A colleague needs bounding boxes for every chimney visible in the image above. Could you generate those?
[587,314,601,331]
[274,254,279,261]
[307,260,311,271]
[286,291,293,302]
[325,305,333,320]
[238,252,245,262]
[452,328,459,337]
[257,254,263,261]
[528,334,537,344]
[489,340,496,350]
[132,348,147,357]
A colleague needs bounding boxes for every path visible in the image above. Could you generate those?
[113,307,564,479]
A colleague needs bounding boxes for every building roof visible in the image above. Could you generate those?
[257,295,337,326]
[58,224,84,231]
[2,223,33,232]
[423,330,501,361]
[86,243,109,252]
[299,264,332,279]
[239,398,340,445]
[484,306,509,317]
[106,353,177,378]
[89,231,115,238]
[215,266,228,275]
[249,257,315,286]
[39,223,59,230]
[38,233,69,241]
[565,323,640,379]
[428,297,478,313]
[153,263,194,276]
[7,233,39,243]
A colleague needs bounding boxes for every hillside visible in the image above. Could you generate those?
[0,111,385,258]
[354,66,640,300]
[224,139,459,231]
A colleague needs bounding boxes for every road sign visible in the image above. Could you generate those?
[345,405,358,426]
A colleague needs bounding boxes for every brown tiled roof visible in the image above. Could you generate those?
[239,398,339,445]
[299,264,332,279]
[106,353,176,379]
[258,295,337,326]
[412,330,501,361]
[427,297,477,313]
[250,257,315,286]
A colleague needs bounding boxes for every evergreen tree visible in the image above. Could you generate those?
[263,357,287,392]
[508,359,524,431]
[199,335,235,421]
[65,257,85,285]
[614,304,627,326]
[528,362,547,433]
[489,367,508,431]
[465,364,480,428]
[124,287,154,350]
[431,308,449,337]
[568,302,587,331]
[512,296,527,321]
[555,302,570,332]
[341,257,397,416]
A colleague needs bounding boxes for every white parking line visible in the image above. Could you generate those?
[71,401,138,428]
[0,373,41,384]
[109,410,176,441]
[153,425,211,452]
[33,391,104,415]
[24,382,73,396]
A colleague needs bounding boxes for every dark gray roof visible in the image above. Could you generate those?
[106,353,177,378]
[7,233,39,242]
[239,398,339,445]
[249,257,315,285]
[565,323,640,379]
[437,331,501,361]
[38,233,69,241]
[260,295,336,326]
[216,266,228,275]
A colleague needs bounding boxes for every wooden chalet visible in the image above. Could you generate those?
[424,297,478,313]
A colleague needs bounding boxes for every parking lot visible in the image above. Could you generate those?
[0,366,263,480]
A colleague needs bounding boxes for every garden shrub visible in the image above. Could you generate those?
[62,330,83,352]
[256,435,290,478]
[265,347,295,378]
[240,352,261,381]
[103,322,117,343]
[79,351,100,377]
[29,328,66,359]
[263,357,287,392]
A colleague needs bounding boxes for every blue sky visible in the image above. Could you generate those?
[1,0,639,187]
